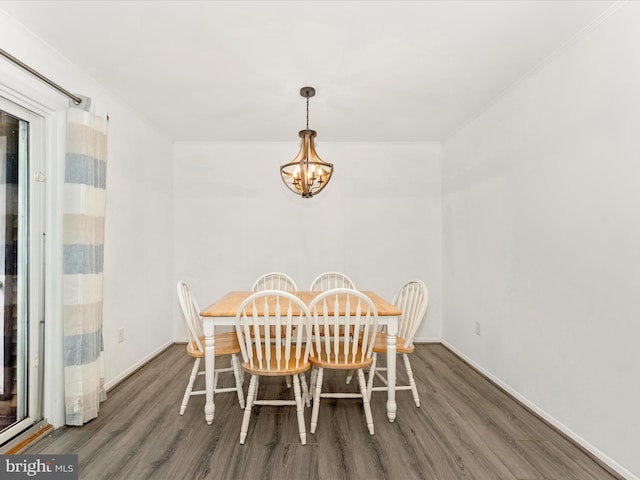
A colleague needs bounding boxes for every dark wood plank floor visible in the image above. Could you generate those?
[24,344,620,480]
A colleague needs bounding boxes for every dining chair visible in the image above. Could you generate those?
[308,288,378,435]
[309,271,355,291]
[252,272,298,292]
[310,272,357,384]
[251,272,299,388]
[176,281,245,415]
[367,279,429,407]
[235,290,312,445]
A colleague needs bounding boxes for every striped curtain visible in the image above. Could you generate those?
[63,98,108,425]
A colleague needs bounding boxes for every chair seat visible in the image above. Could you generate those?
[372,332,415,354]
[241,345,311,376]
[187,331,241,357]
[309,344,374,370]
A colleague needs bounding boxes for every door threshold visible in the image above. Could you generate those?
[0,420,52,454]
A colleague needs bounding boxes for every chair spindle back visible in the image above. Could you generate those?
[236,290,311,372]
[177,281,204,353]
[309,271,356,291]
[308,288,378,366]
[393,279,429,347]
[252,272,298,292]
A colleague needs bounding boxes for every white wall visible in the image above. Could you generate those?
[101,107,174,387]
[0,10,175,424]
[173,141,442,341]
[442,3,640,479]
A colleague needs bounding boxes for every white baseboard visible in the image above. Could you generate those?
[442,341,637,480]
[413,336,442,343]
[104,340,175,391]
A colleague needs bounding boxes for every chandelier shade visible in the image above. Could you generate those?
[280,87,334,198]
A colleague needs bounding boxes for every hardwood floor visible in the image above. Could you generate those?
[23,344,620,480]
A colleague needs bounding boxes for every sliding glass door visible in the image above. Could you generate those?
[0,97,44,445]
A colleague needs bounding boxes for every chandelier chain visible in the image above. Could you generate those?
[306,97,310,129]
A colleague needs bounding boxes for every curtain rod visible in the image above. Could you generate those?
[0,47,82,105]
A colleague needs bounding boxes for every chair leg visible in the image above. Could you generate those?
[367,353,377,400]
[357,369,374,435]
[286,375,293,388]
[231,354,245,409]
[310,367,324,434]
[292,374,307,445]
[300,372,311,408]
[309,366,318,396]
[403,353,420,407]
[180,358,200,415]
[240,374,258,444]
[345,369,354,384]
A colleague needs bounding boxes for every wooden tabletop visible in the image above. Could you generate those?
[201,291,402,317]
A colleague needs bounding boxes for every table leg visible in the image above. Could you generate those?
[202,317,215,425]
[386,316,397,422]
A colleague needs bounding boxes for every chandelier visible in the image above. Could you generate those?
[280,87,333,198]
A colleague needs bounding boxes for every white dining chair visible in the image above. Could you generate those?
[176,281,245,415]
[235,290,312,445]
[309,271,355,291]
[251,272,299,389]
[367,279,429,407]
[310,272,357,385]
[308,288,378,435]
[252,272,298,292]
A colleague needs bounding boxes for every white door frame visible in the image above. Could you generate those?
[0,95,46,443]
[0,78,67,431]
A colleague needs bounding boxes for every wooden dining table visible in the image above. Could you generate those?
[200,290,402,424]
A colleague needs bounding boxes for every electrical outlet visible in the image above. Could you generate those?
[475,322,481,336]
[118,328,125,343]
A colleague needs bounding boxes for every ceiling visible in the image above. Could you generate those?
[0,1,615,142]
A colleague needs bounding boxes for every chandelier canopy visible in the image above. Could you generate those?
[280,87,333,198]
